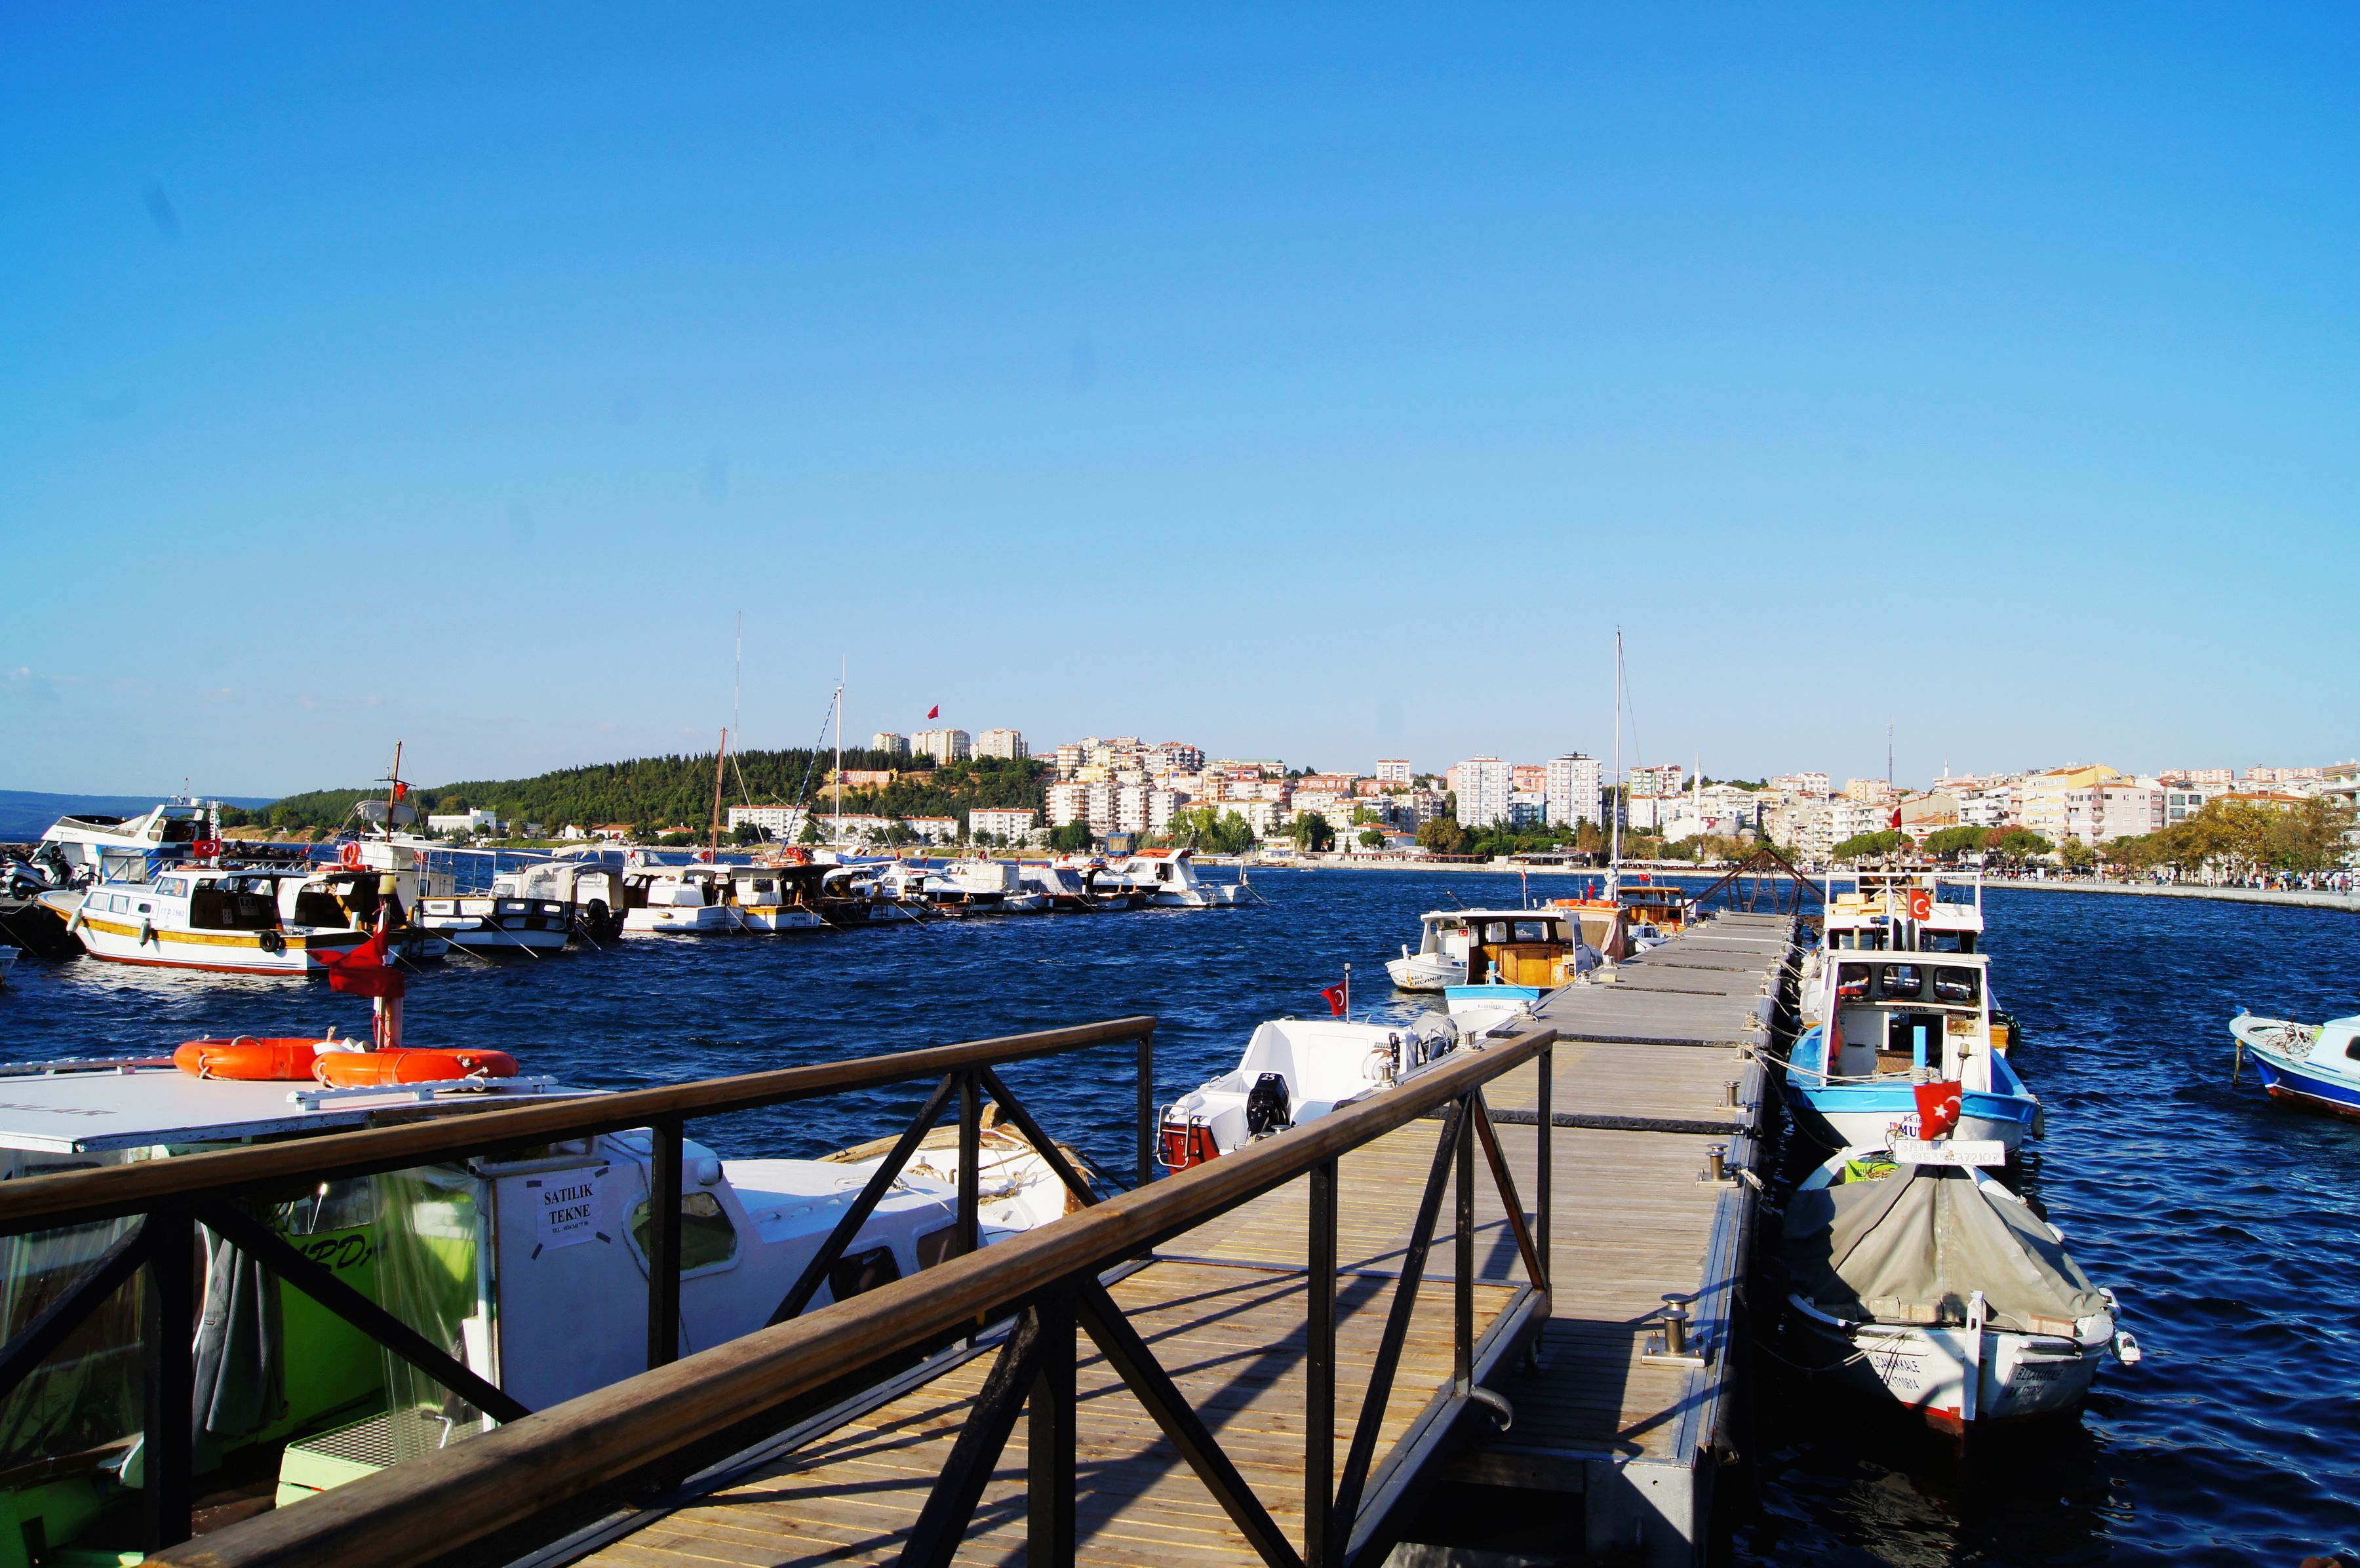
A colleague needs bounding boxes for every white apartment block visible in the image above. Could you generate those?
[1770,772,1830,795]
[726,804,810,839]
[1764,796,1834,862]
[2062,781,2163,844]
[912,728,972,764]
[1374,758,1413,785]
[1842,778,1897,805]
[1148,742,1206,775]
[1147,789,1185,834]
[871,732,911,758]
[814,813,960,846]
[1402,789,1449,825]
[1959,790,2013,830]
[969,808,1038,841]
[2165,768,2235,789]
[1830,798,1891,844]
[1456,756,1514,827]
[975,730,1027,761]
[1544,754,1603,828]
[1236,798,1287,839]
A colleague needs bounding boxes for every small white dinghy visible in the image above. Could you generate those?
[1780,1144,2139,1434]
[1156,1015,1466,1169]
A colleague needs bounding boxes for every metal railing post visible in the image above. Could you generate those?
[142,1206,195,1552]
[1306,1157,1338,1568]
[1028,1292,1078,1567]
[1537,1043,1552,1278]
[1454,1094,1474,1394]
[648,1119,683,1369]
[958,1070,982,1257]
[1137,1025,1155,1188]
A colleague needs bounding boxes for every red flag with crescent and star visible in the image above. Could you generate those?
[1320,984,1347,1017]
[1912,1080,1963,1139]
[927,705,940,720]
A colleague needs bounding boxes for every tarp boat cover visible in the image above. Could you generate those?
[1783,1164,2106,1335]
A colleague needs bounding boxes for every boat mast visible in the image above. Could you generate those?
[709,729,730,859]
[1609,629,1623,899]
[833,659,844,849]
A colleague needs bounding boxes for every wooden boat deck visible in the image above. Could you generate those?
[553,916,1794,1568]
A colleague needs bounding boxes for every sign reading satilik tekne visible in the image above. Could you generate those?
[537,1171,602,1249]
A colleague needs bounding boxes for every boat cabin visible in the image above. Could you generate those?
[1824,866,1984,953]
[41,800,213,882]
[1452,910,1581,987]
[1819,951,1994,1081]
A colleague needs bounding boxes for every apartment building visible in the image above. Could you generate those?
[2016,765,2120,843]
[969,808,1038,842]
[2165,787,2213,824]
[1770,772,1830,795]
[1455,755,1514,828]
[1544,753,1603,828]
[912,728,972,764]
[1842,778,1897,805]
[1627,764,1685,798]
[2161,768,2235,789]
[1511,764,1549,794]
[1375,758,1413,785]
[1147,742,1206,775]
[974,729,1027,761]
[871,733,911,758]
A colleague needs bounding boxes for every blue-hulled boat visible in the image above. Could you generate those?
[1787,950,2041,1153]
[2231,1011,2360,1118]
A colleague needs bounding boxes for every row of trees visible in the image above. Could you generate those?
[241,750,1048,842]
[2100,796,2355,879]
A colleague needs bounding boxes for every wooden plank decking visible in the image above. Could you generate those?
[549,915,1794,1568]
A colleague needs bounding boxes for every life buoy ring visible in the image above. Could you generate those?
[340,841,364,871]
[175,1037,326,1080]
[313,1048,520,1088]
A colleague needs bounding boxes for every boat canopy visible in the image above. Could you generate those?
[1783,1165,2104,1335]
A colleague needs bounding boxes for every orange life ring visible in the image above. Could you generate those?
[174,1037,328,1080]
[339,842,364,870]
[312,1048,520,1088]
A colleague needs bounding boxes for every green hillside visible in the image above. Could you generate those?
[246,749,1047,836]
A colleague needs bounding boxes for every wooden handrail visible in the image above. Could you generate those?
[153,1025,1555,1568]
[0,1015,1157,1238]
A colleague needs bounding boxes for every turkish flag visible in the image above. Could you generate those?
[321,930,406,1000]
[1889,806,1902,831]
[927,705,940,720]
[393,781,409,801]
[1320,984,1347,1017]
[1912,1080,1963,1139]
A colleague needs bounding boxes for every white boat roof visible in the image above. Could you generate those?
[1418,908,1575,923]
[0,1065,594,1154]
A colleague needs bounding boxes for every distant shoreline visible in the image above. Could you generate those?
[1217,857,2360,912]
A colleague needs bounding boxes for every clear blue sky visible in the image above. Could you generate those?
[6,6,2356,796]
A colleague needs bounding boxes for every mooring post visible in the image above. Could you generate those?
[647,1118,684,1368]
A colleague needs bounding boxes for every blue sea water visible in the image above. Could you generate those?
[5,871,2356,1563]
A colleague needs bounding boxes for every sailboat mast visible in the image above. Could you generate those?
[709,729,730,857]
[833,661,844,848]
[1609,629,1623,897]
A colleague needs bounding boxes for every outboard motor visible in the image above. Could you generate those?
[1244,1072,1292,1137]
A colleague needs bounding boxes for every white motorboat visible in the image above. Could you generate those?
[1103,848,1246,908]
[882,859,1045,914]
[37,797,216,883]
[1823,864,1986,954]
[490,848,631,940]
[723,863,827,931]
[1780,1145,2138,1434]
[1385,909,1474,991]
[621,865,738,933]
[411,893,576,955]
[2230,1009,2360,1120]
[1436,910,1600,1036]
[1156,1014,1467,1169]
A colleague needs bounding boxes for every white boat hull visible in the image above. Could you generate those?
[1385,953,1465,992]
[623,905,735,934]
[50,893,375,976]
[1788,1300,2107,1431]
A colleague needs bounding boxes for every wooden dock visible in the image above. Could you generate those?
[521,914,1793,1568]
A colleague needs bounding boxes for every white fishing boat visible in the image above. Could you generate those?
[882,859,1045,914]
[1780,1145,2138,1434]
[1784,951,2040,1154]
[492,848,632,939]
[1822,864,1986,954]
[1435,910,1600,1036]
[1156,1014,1468,1169]
[34,863,412,977]
[724,863,827,931]
[37,797,216,883]
[1102,848,1247,907]
[620,864,738,933]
